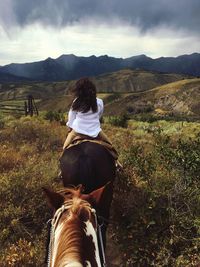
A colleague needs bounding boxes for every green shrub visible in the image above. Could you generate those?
[0,239,44,267]
[135,113,159,123]
[0,113,5,129]
[108,114,128,128]
[103,93,121,104]
[44,110,66,125]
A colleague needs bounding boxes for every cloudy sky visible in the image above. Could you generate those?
[0,0,200,65]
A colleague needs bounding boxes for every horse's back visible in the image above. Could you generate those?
[60,142,116,193]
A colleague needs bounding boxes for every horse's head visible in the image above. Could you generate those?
[43,182,112,267]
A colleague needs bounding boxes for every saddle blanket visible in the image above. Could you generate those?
[65,133,118,160]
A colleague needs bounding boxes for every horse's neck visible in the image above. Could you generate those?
[85,220,101,267]
[52,218,82,266]
[52,217,101,267]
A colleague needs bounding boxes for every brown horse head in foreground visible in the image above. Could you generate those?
[44,183,112,267]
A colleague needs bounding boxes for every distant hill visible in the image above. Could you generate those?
[123,53,200,77]
[0,71,31,83]
[1,68,199,119]
[90,69,190,92]
[37,78,200,118]
[0,69,190,101]
[104,78,200,117]
[0,53,199,82]
[0,81,70,100]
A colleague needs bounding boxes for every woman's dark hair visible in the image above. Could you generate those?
[71,78,97,113]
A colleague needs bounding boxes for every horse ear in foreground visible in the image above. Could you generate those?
[43,183,112,267]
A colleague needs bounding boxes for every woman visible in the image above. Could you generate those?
[63,77,113,150]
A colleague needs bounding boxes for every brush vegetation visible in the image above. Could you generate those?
[0,114,199,266]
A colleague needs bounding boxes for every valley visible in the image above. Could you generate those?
[1,68,199,120]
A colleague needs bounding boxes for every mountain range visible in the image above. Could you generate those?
[0,53,200,83]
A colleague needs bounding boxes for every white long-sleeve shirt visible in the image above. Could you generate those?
[66,98,104,137]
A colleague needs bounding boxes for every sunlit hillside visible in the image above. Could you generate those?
[105,78,200,118]
[1,69,198,120]
[91,69,191,92]
[0,68,191,101]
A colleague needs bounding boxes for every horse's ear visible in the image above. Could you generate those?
[76,184,85,194]
[89,182,113,210]
[42,187,64,210]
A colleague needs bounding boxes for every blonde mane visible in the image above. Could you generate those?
[51,187,97,267]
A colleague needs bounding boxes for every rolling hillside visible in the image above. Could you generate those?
[0,71,31,83]
[0,69,199,119]
[36,71,198,117]
[0,81,71,100]
[104,78,200,117]
[0,69,190,101]
[90,69,190,92]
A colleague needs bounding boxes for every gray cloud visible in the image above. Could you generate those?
[1,0,200,34]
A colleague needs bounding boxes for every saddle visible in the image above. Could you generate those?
[65,133,118,160]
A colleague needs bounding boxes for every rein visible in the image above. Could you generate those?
[47,219,52,267]
[97,219,107,267]
[46,203,107,267]
[47,204,69,267]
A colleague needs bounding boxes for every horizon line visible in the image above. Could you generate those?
[0,52,199,67]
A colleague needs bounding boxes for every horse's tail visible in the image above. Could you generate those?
[78,154,96,193]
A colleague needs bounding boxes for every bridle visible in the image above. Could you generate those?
[47,203,69,267]
[96,217,107,267]
[46,202,107,267]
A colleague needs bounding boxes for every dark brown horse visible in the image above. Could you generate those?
[60,141,116,193]
[59,141,116,247]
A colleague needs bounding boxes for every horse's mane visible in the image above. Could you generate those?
[58,186,92,215]
[52,187,95,266]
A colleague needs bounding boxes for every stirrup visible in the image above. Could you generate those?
[58,171,62,180]
[116,160,123,171]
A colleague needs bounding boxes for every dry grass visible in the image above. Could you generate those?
[0,115,199,266]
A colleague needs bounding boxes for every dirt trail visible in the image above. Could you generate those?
[106,227,124,267]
